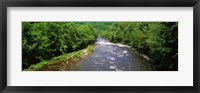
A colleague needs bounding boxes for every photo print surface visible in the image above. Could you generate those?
[22,22,178,71]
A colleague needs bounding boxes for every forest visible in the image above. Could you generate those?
[22,22,178,71]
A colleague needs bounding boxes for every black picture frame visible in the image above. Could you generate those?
[0,0,199,93]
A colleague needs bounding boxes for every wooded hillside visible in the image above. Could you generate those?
[22,22,178,71]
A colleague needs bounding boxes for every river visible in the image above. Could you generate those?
[71,37,146,71]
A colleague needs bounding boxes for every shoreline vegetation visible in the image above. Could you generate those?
[22,22,98,70]
[24,45,94,71]
[100,22,178,71]
[23,22,178,71]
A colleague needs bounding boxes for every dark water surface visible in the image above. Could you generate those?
[71,37,145,71]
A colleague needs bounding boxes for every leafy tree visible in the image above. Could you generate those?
[22,22,98,69]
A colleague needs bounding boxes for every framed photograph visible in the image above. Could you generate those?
[0,0,199,93]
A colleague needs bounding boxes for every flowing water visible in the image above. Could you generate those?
[71,37,145,71]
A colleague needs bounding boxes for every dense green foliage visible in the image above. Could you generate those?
[22,22,98,69]
[24,45,95,71]
[22,22,178,71]
[100,22,178,70]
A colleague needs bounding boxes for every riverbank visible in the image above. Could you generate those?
[116,43,155,70]
[24,45,95,71]
[131,49,155,70]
